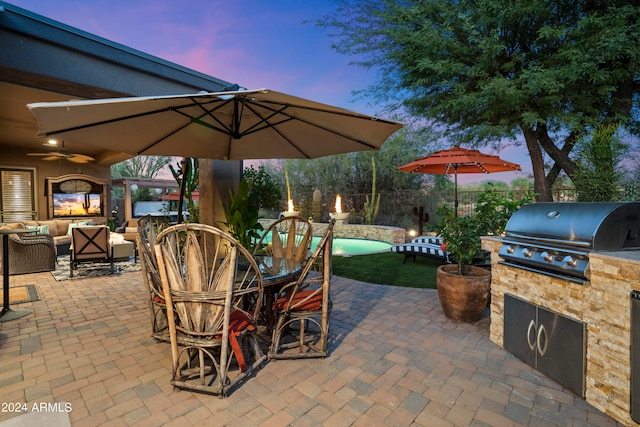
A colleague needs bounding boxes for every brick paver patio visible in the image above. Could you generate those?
[0,267,622,426]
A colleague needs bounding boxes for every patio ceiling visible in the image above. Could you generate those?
[0,81,132,167]
[0,1,232,168]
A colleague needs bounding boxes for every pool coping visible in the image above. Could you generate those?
[258,219,406,246]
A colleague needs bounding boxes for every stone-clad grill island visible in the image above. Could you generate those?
[483,202,640,426]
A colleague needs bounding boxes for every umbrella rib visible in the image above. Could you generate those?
[240,102,313,157]
[237,103,293,137]
[37,106,185,138]
[36,97,224,141]
[137,98,230,153]
[190,96,234,136]
[242,100,381,151]
[142,97,236,153]
[478,163,489,173]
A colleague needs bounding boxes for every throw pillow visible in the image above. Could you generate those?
[25,224,50,235]
[66,222,89,236]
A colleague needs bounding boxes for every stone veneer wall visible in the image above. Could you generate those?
[258,219,406,245]
[482,236,640,426]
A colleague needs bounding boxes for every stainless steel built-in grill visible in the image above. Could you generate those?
[499,202,640,283]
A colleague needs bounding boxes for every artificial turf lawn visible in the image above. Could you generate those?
[332,251,443,289]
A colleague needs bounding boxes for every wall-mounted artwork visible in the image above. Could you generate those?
[46,174,107,219]
[52,193,102,217]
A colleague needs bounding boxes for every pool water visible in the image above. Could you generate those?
[316,236,391,256]
[258,233,392,256]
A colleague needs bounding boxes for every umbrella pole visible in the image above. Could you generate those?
[453,166,459,218]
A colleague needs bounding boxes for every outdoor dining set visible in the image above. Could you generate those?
[136,215,336,397]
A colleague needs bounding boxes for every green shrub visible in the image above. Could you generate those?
[244,165,282,211]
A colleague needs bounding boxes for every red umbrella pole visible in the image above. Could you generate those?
[453,164,459,218]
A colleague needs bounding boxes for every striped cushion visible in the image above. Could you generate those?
[391,241,448,260]
[408,236,444,245]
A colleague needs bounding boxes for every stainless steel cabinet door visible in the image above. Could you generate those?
[504,294,537,367]
[503,293,586,398]
[536,306,586,397]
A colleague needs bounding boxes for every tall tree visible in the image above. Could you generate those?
[319,0,640,201]
[111,155,172,179]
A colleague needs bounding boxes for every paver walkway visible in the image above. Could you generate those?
[0,269,622,426]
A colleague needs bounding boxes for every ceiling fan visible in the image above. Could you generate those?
[27,141,95,164]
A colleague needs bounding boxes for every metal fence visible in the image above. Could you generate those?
[276,183,638,231]
[284,185,635,230]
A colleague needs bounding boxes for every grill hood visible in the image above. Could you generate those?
[503,202,640,251]
[499,202,640,283]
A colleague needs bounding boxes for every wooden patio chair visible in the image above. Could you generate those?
[136,215,170,341]
[268,219,335,359]
[154,223,266,396]
[70,226,112,277]
[253,216,312,264]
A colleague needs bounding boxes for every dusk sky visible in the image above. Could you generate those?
[10,0,530,184]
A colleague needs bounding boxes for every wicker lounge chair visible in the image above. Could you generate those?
[0,233,56,275]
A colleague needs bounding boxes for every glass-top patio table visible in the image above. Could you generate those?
[254,255,303,328]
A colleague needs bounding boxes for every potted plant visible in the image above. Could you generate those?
[434,206,491,323]
[433,186,536,322]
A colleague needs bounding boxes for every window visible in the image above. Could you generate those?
[1,169,36,222]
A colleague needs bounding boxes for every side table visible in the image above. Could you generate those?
[0,229,33,322]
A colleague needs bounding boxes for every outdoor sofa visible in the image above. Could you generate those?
[0,218,106,275]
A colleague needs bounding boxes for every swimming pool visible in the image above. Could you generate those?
[258,233,392,256]
[313,236,392,256]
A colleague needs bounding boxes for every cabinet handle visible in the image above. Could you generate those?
[537,324,548,356]
[527,320,537,351]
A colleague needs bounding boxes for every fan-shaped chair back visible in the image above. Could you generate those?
[269,219,335,359]
[137,215,170,340]
[154,223,265,396]
[253,216,312,264]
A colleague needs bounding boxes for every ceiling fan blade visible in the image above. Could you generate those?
[68,154,95,163]
[27,150,94,163]
[42,155,65,161]
[27,152,64,157]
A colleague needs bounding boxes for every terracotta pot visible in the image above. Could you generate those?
[436,264,491,323]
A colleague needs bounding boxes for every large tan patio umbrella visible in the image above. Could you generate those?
[397,146,521,216]
[27,88,402,160]
[28,88,403,222]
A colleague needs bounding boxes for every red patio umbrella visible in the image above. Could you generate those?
[397,146,521,216]
[161,190,199,201]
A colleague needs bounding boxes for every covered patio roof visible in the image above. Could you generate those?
[0,1,232,167]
